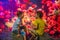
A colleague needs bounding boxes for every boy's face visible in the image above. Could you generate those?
[36,13,38,17]
[19,14,23,18]
[36,14,40,18]
[22,29,24,31]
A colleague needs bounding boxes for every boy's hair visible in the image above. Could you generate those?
[37,11,43,18]
[17,11,23,17]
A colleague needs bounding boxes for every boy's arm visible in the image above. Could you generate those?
[31,20,37,29]
[17,24,21,37]
[18,24,20,34]
[44,20,48,29]
[28,29,35,37]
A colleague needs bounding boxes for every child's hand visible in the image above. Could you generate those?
[5,21,14,28]
[17,34,20,38]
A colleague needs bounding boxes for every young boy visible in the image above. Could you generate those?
[12,11,26,40]
[32,11,46,40]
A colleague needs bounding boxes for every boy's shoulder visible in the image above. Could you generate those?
[32,18,44,23]
[36,18,44,22]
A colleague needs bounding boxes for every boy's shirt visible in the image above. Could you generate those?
[12,18,20,31]
[32,18,45,35]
